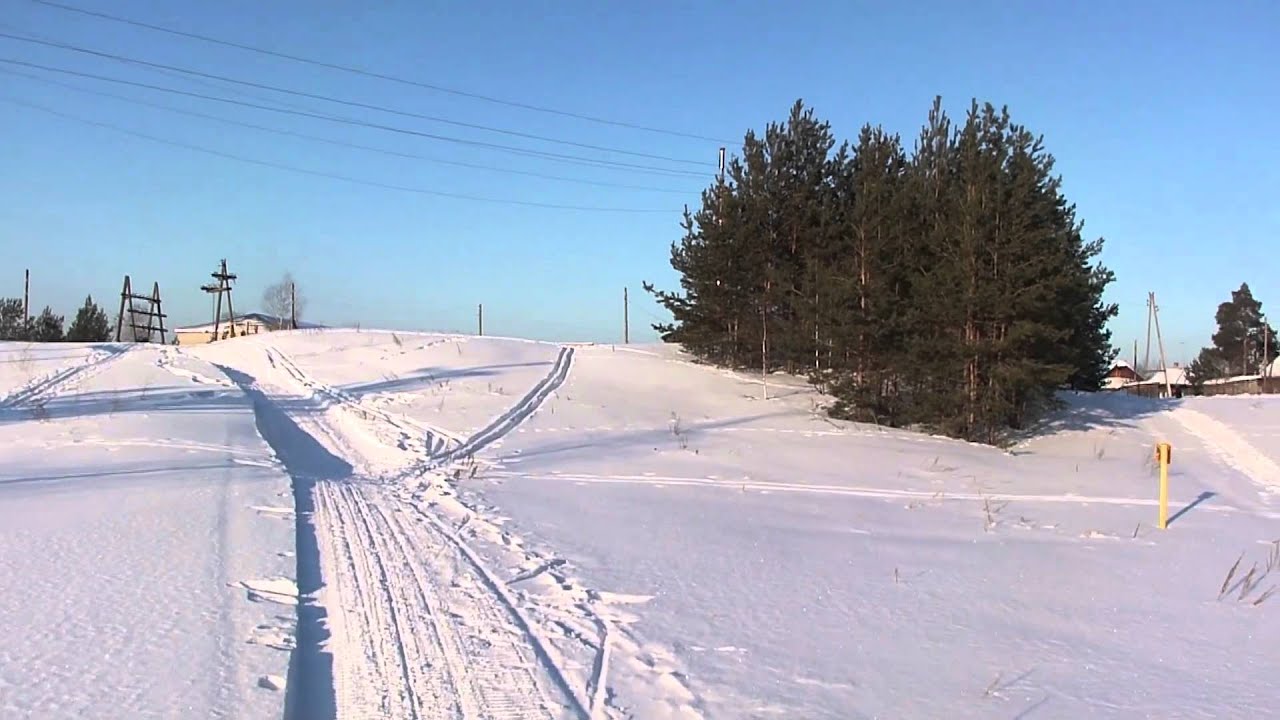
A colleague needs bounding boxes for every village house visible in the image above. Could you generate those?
[1102,359,1141,390]
[174,312,301,346]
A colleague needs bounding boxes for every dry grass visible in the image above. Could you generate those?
[1218,548,1277,606]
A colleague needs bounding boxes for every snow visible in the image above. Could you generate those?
[0,342,294,719]
[4,330,1280,719]
[1141,366,1190,386]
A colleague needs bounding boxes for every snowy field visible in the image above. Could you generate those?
[2,331,1278,719]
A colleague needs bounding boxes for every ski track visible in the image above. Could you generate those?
[0,346,125,408]
[249,344,588,719]
[431,346,576,469]
[267,347,461,462]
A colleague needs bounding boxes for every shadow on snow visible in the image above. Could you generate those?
[220,365,343,720]
[338,360,554,398]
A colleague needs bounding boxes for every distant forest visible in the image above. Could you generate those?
[647,98,1117,444]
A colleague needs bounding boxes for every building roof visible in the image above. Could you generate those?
[175,312,321,332]
[1112,358,1133,369]
[1140,366,1190,386]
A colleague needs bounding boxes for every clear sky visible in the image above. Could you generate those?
[1,0,1277,361]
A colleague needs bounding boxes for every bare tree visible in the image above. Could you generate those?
[262,272,305,329]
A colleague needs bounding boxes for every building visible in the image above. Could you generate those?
[1123,364,1191,398]
[1103,359,1141,390]
[174,312,310,346]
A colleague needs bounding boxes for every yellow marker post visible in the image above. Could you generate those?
[1156,442,1172,529]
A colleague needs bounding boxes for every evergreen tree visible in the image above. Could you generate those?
[1197,283,1276,377]
[67,295,112,342]
[646,97,1117,445]
[0,298,28,341]
[1189,346,1228,385]
[29,306,64,342]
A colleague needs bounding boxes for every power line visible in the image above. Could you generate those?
[0,57,710,178]
[0,31,710,167]
[0,95,678,213]
[0,17,335,116]
[0,67,702,194]
[26,0,735,145]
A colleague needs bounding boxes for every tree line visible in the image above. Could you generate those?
[0,295,113,342]
[646,98,1117,444]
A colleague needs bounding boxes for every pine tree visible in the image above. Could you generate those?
[0,298,28,341]
[648,97,1117,445]
[1189,347,1228,385]
[1197,283,1276,377]
[29,306,64,342]
[67,295,112,342]
[821,126,910,423]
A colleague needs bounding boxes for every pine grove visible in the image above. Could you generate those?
[646,98,1118,445]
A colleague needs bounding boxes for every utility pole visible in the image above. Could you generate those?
[623,287,629,344]
[1263,317,1270,378]
[477,303,483,337]
[1151,292,1173,398]
[290,282,297,330]
[23,269,29,331]
[1143,295,1154,373]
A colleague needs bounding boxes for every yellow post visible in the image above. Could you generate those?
[1156,442,1172,529]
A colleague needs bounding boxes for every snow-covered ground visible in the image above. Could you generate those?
[0,342,294,719]
[2,331,1278,719]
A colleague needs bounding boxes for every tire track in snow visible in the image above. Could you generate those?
[1167,405,1280,497]
[235,348,587,719]
[428,346,575,469]
[316,481,579,719]
[0,346,126,409]
[369,497,573,719]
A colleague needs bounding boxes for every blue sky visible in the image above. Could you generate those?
[1,0,1276,360]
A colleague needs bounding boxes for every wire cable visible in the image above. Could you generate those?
[0,66,702,194]
[0,31,710,166]
[0,56,710,178]
[26,0,735,144]
[0,95,678,213]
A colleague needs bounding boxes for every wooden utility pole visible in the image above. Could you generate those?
[1263,319,1270,377]
[1143,296,1155,373]
[115,275,167,342]
[477,304,484,336]
[23,269,29,329]
[623,287,629,344]
[290,282,297,330]
[1151,292,1173,398]
[200,259,237,341]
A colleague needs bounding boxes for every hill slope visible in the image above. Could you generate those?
[2,332,1278,719]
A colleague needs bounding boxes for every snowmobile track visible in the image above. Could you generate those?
[318,482,575,719]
